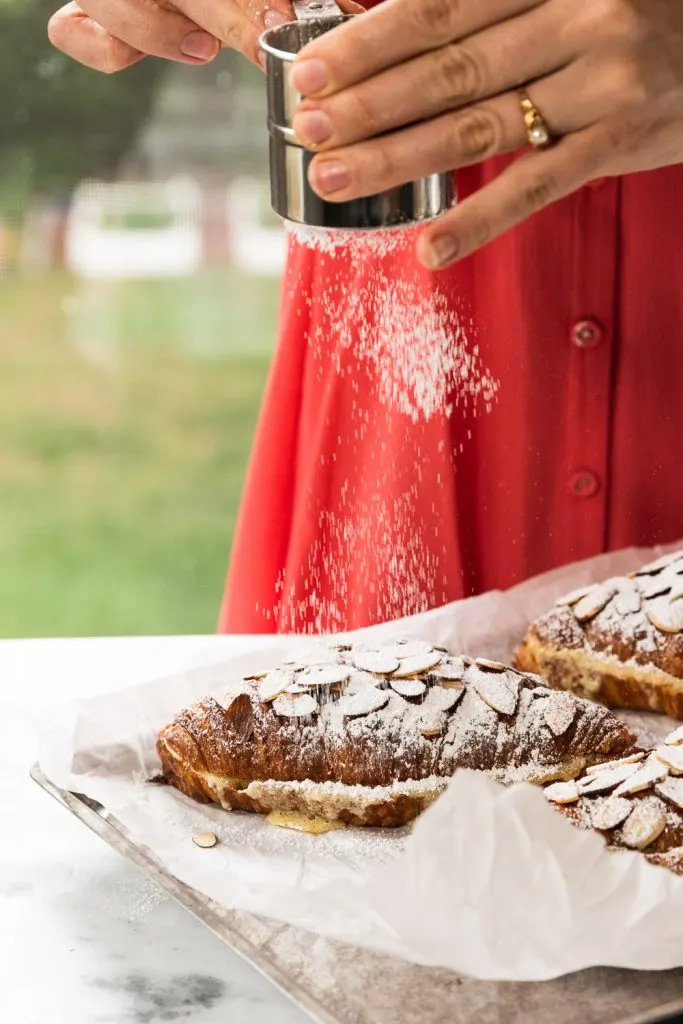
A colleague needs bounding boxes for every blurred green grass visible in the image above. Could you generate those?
[0,269,279,637]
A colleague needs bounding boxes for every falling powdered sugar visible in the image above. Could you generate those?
[285,222,498,425]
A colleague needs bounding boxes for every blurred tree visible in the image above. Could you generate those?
[0,0,166,217]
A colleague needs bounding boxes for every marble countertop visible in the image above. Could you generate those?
[0,635,311,1024]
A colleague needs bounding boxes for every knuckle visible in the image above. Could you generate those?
[520,173,559,214]
[218,17,247,50]
[47,9,69,50]
[366,140,395,186]
[412,0,461,42]
[449,107,500,162]
[346,89,381,135]
[610,57,649,107]
[434,45,482,104]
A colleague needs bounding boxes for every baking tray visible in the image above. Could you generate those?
[32,763,683,1024]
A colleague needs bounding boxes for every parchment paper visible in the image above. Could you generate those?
[38,542,683,981]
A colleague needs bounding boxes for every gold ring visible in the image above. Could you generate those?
[519,88,554,150]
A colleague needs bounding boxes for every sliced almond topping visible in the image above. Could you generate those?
[294,646,342,668]
[339,688,390,718]
[530,686,551,696]
[613,586,642,616]
[620,797,667,851]
[668,579,683,603]
[244,670,269,681]
[392,651,443,677]
[474,658,507,673]
[351,650,400,675]
[542,691,577,737]
[544,781,580,805]
[585,752,645,776]
[471,671,520,716]
[578,761,641,796]
[425,684,464,713]
[344,670,383,695]
[555,585,594,608]
[656,745,683,775]
[192,832,218,849]
[431,657,467,682]
[573,584,615,623]
[590,797,633,831]
[641,578,673,601]
[613,756,669,797]
[664,725,683,746]
[646,597,683,634]
[385,639,434,660]
[272,693,319,719]
[418,710,447,738]
[390,678,427,699]
[656,777,683,811]
[639,551,683,575]
[295,665,352,689]
[258,670,296,703]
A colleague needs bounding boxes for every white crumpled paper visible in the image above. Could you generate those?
[39,541,683,980]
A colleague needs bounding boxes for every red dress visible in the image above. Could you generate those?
[219,154,683,635]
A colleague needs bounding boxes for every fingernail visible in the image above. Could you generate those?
[181,30,218,61]
[311,160,349,195]
[291,59,329,95]
[424,234,460,269]
[293,109,332,146]
[264,9,290,28]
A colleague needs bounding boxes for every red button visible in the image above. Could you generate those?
[569,471,601,499]
[572,320,603,349]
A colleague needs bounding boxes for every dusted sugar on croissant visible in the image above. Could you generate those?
[157,639,636,828]
[515,550,683,720]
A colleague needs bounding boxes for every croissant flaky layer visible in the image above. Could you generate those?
[515,550,683,720]
[157,641,636,828]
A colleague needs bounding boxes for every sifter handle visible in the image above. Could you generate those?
[292,0,342,21]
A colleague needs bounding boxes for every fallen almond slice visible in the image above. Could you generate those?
[573,584,616,623]
[656,777,683,810]
[192,832,218,849]
[613,757,669,797]
[578,762,641,796]
[418,710,447,738]
[385,640,435,660]
[555,585,594,608]
[620,797,667,851]
[244,670,269,681]
[656,745,683,775]
[258,670,296,703]
[471,672,519,716]
[590,797,633,831]
[295,665,353,689]
[664,725,683,746]
[431,657,467,682]
[272,693,319,718]
[392,651,443,677]
[425,684,464,713]
[585,752,645,776]
[352,650,401,675]
[647,597,683,634]
[474,658,507,673]
[542,691,576,737]
[339,688,390,718]
[390,678,427,698]
[544,781,580,805]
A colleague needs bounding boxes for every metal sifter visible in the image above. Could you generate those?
[259,0,456,230]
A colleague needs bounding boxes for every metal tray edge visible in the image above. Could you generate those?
[30,762,336,1024]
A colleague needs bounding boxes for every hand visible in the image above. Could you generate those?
[47,0,296,73]
[289,0,683,268]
